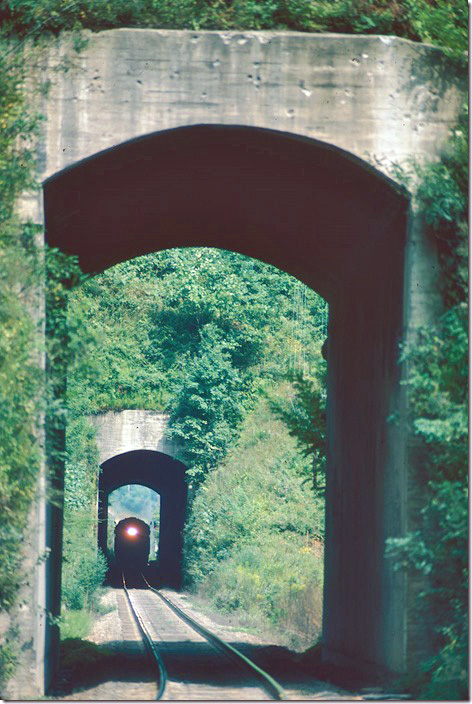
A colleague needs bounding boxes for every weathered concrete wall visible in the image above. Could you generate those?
[26,28,461,199]
[89,410,177,465]
[28,28,463,371]
[11,29,465,698]
[90,413,185,589]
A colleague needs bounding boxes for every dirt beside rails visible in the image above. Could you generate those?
[48,589,158,700]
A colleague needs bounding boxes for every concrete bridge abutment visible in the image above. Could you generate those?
[7,28,465,697]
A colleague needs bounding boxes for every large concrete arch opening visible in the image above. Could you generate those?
[44,124,409,675]
[99,450,187,588]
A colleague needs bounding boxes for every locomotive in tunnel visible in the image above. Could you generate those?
[100,450,188,588]
[114,517,150,571]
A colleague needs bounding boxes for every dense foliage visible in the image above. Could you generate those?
[268,368,326,490]
[0,43,40,614]
[386,112,468,699]
[0,0,467,692]
[0,0,468,64]
[185,398,325,647]
[0,39,42,686]
[67,248,327,489]
[61,405,107,612]
[42,247,110,619]
[64,247,328,644]
[62,511,107,610]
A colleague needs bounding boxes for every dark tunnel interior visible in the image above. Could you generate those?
[44,124,411,671]
[98,450,187,588]
[43,124,408,303]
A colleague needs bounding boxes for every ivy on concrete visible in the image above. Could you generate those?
[0,33,87,686]
[386,110,468,699]
[0,40,42,688]
[0,0,467,692]
[0,55,40,601]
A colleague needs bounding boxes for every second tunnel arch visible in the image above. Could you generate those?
[98,450,188,588]
[45,124,410,675]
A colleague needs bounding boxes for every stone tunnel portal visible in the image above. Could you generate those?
[98,450,187,588]
[44,124,410,675]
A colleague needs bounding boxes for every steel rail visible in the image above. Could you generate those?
[142,575,286,701]
[122,573,167,700]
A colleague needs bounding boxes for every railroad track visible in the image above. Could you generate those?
[122,572,286,700]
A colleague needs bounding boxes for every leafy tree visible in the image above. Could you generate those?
[0,0,467,59]
[184,398,325,646]
[268,365,326,490]
[403,0,468,64]
[415,110,468,307]
[62,511,107,611]
[386,106,468,698]
[167,323,248,487]
[67,264,166,413]
[387,307,468,699]
[67,248,327,486]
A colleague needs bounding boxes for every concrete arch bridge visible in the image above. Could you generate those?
[8,28,464,698]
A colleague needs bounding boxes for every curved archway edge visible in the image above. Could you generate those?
[44,124,407,301]
[45,124,411,677]
[99,450,188,588]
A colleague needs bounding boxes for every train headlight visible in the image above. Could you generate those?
[126,526,138,537]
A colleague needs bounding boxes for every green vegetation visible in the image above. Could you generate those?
[185,397,324,647]
[0,30,43,688]
[0,0,467,693]
[64,247,328,645]
[62,511,107,611]
[67,248,327,487]
[46,254,108,629]
[61,587,116,640]
[0,0,468,64]
[386,112,468,699]
[60,609,93,640]
[268,368,326,490]
[0,41,41,615]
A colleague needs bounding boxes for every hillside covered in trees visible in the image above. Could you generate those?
[63,247,328,647]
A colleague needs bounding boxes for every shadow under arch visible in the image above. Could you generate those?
[99,450,187,589]
[44,124,411,676]
[43,124,407,299]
